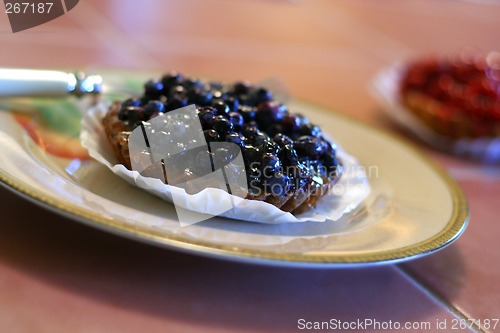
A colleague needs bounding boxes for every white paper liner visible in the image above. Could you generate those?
[371,62,500,164]
[81,103,371,224]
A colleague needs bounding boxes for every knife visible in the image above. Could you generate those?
[0,68,102,98]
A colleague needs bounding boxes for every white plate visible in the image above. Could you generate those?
[0,76,468,267]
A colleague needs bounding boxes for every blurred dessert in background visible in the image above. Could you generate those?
[400,51,500,139]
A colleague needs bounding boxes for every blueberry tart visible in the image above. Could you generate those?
[103,72,342,214]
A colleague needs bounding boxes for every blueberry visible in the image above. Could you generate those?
[233,81,252,95]
[212,100,230,116]
[204,129,220,142]
[228,112,244,130]
[266,172,291,197]
[246,166,263,195]
[324,141,337,154]
[310,125,322,137]
[226,132,245,147]
[226,96,239,112]
[140,96,151,106]
[199,106,217,114]
[242,122,259,138]
[295,172,310,189]
[119,106,144,123]
[256,101,285,124]
[278,103,288,113]
[165,94,188,111]
[198,109,215,129]
[211,90,227,100]
[287,163,311,182]
[273,133,293,148]
[261,140,280,155]
[252,131,270,146]
[294,136,327,159]
[170,85,186,96]
[212,115,233,135]
[298,123,322,137]
[144,79,164,98]
[251,87,273,104]
[161,72,184,90]
[118,107,130,121]
[144,100,165,118]
[122,98,142,108]
[266,124,284,138]
[282,113,301,133]
[239,105,257,122]
[242,145,262,168]
[238,95,255,107]
[187,88,213,106]
[297,114,310,124]
[315,162,329,179]
[183,77,203,90]
[279,144,299,167]
[261,153,282,178]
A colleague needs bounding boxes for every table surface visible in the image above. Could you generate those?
[1,1,499,332]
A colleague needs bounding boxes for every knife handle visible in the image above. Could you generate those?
[0,68,102,97]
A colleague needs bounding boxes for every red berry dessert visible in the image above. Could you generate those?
[400,52,500,139]
[102,72,342,214]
